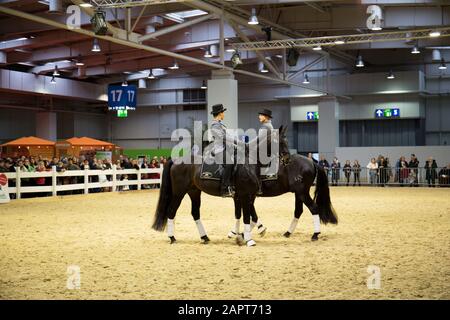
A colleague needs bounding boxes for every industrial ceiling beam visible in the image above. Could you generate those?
[139,13,217,42]
[287,56,325,81]
[232,27,450,51]
[0,5,333,96]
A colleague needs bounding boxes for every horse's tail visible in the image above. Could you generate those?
[314,163,338,225]
[152,159,174,231]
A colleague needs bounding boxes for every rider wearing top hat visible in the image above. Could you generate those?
[210,104,237,197]
[256,108,274,195]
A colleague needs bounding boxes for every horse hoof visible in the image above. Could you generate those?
[236,235,244,246]
[311,232,320,241]
[246,239,256,247]
[283,231,291,238]
[169,236,176,244]
[227,231,237,238]
[258,226,267,237]
[201,235,210,244]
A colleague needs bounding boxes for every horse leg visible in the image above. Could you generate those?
[228,196,242,238]
[242,195,256,247]
[166,195,185,244]
[302,192,321,241]
[249,196,267,237]
[284,192,304,238]
[188,189,209,244]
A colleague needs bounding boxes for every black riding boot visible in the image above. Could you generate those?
[221,164,235,197]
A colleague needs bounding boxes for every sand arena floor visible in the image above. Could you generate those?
[0,187,449,300]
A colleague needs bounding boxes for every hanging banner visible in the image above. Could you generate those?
[0,173,10,204]
[96,151,112,161]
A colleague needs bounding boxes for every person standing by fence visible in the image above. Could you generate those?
[409,154,420,187]
[352,160,361,186]
[343,160,352,186]
[331,157,341,186]
[425,157,438,187]
[367,158,378,185]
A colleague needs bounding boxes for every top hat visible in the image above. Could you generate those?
[258,108,272,118]
[211,104,227,115]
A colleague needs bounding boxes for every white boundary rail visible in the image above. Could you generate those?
[3,166,163,199]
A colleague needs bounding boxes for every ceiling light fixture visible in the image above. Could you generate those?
[91,38,101,52]
[248,8,259,25]
[53,65,60,76]
[303,73,310,84]
[411,46,420,54]
[356,55,364,68]
[168,60,179,70]
[387,70,395,80]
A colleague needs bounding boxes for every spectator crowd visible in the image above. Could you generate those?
[0,154,167,198]
[309,153,450,187]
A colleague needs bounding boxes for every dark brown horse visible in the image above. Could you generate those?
[230,126,338,241]
[152,128,275,246]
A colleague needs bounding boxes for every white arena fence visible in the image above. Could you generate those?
[3,166,164,199]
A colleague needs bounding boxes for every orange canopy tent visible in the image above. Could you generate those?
[56,137,121,161]
[1,136,56,159]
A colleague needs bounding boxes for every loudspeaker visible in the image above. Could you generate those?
[286,48,299,67]
[91,10,108,36]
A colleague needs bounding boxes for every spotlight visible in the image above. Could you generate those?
[334,39,345,45]
[53,65,60,76]
[226,47,236,53]
[91,10,108,36]
[79,2,93,8]
[201,80,207,90]
[122,80,128,87]
[313,45,322,51]
[356,55,364,68]
[303,73,310,84]
[387,70,395,79]
[168,60,179,70]
[429,30,441,38]
[91,38,101,52]
[258,61,268,73]
[75,60,84,66]
[248,8,259,25]
[231,51,243,68]
[439,59,447,70]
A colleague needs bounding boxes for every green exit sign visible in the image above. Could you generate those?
[117,110,128,118]
[383,109,392,117]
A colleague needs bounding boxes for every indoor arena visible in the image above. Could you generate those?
[0,0,449,301]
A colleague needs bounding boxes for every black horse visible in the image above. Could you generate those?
[229,126,338,241]
[152,129,276,246]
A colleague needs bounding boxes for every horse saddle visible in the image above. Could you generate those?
[200,150,223,180]
[260,158,278,182]
[200,162,224,180]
